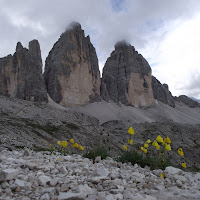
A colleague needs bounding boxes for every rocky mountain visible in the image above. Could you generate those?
[152,76,175,107]
[0,40,47,102]
[101,41,154,107]
[175,95,200,108]
[44,22,101,107]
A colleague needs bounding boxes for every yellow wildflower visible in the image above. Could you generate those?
[181,162,187,168]
[123,144,128,151]
[160,173,165,178]
[156,144,160,150]
[74,143,78,148]
[146,139,151,144]
[178,148,184,156]
[144,143,149,148]
[141,147,144,151]
[152,140,158,147]
[45,141,47,143]
[61,141,67,148]
[49,144,52,147]
[128,139,133,145]
[156,135,164,143]
[128,127,135,135]
[70,139,74,144]
[57,158,61,161]
[165,144,172,151]
[80,146,84,151]
[57,141,61,145]
[143,148,147,153]
[53,147,55,150]
[166,136,171,143]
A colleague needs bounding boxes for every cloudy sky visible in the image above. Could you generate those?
[1,0,200,99]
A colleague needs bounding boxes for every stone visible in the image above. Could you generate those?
[58,192,85,200]
[77,184,94,195]
[95,156,101,163]
[44,21,101,106]
[105,194,115,200]
[94,167,109,177]
[38,175,51,185]
[101,40,154,107]
[0,40,48,102]
[152,76,175,107]
[59,166,68,174]
[40,193,50,200]
[0,169,19,182]
[164,167,183,175]
[14,179,25,188]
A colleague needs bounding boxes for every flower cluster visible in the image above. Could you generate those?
[122,127,187,170]
[57,139,84,151]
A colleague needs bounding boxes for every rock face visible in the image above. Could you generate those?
[175,95,200,108]
[101,41,154,107]
[152,76,175,107]
[0,40,48,102]
[44,22,101,107]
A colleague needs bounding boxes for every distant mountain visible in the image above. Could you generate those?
[189,97,200,103]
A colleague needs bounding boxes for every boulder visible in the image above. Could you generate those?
[101,41,154,107]
[44,22,101,106]
[152,76,175,107]
[0,40,48,102]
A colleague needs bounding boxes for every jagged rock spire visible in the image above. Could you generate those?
[44,22,101,106]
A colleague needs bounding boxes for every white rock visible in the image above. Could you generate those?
[1,181,9,189]
[26,159,44,169]
[114,193,123,199]
[60,166,68,174]
[176,179,182,187]
[0,169,19,182]
[38,175,51,185]
[164,167,183,174]
[194,173,200,182]
[174,174,187,183]
[40,193,50,200]
[145,195,157,200]
[94,167,109,177]
[77,184,94,195]
[14,179,25,188]
[105,194,115,200]
[132,172,145,183]
[58,192,84,200]
[95,156,101,163]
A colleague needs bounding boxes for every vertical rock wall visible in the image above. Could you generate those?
[44,22,101,106]
[101,41,154,107]
[0,40,47,102]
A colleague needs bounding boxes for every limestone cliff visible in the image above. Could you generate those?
[175,95,200,108]
[0,40,47,102]
[44,22,101,106]
[152,76,175,107]
[101,41,154,107]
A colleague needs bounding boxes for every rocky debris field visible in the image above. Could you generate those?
[0,148,200,200]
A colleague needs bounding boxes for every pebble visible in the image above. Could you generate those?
[0,149,200,200]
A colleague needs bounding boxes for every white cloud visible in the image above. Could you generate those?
[141,14,200,98]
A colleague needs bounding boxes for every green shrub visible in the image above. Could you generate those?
[118,149,171,170]
[83,146,109,160]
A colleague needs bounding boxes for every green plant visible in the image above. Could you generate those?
[83,146,109,160]
[118,149,171,170]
